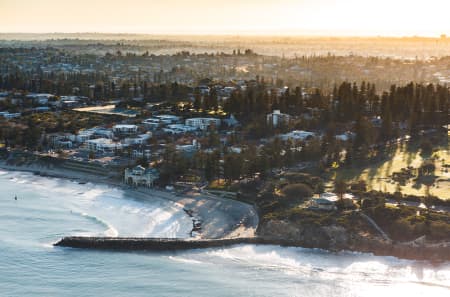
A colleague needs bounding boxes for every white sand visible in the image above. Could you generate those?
[0,161,258,239]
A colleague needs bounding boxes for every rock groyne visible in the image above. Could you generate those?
[54,236,450,262]
[55,236,276,250]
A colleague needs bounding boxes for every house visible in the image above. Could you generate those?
[32,107,51,113]
[280,130,316,141]
[88,128,114,138]
[142,115,181,130]
[48,133,75,148]
[75,129,95,143]
[320,192,339,201]
[26,93,55,105]
[132,149,151,159]
[113,124,139,135]
[185,117,221,130]
[87,138,126,153]
[154,114,181,124]
[0,112,21,119]
[163,124,197,134]
[142,118,162,130]
[309,198,336,211]
[314,192,354,208]
[176,139,200,153]
[335,132,355,141]
[124,165,159,187]
[123,133,152,145]
[267,110,290,127]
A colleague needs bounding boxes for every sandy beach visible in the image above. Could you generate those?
[0,161,258,239]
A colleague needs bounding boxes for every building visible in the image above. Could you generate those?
[309,198,336,211]
[335,132,355,141]
[131,149,151,159]
[87,138,126,153]
[113,124,139,135]
[48,133,75,149]
[0,112,21,119]
[280,130,316,141]
[163,124,197,134]
[142,118,162,130]
[267,110,290,127]
[142,115,181,130]
[124,165,159,187]
[309,192,354,210]
[185,117,221,130]
[75,130,95,143]
[123,133,152,145]
[26,93,55,105]
[154,115,181,124]
[176,139,200,153]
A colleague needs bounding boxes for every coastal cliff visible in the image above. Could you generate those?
[257,219,450,261]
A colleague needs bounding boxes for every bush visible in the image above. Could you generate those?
[281,183,313,201]
[420,139,433,155]
[350,180,367,192]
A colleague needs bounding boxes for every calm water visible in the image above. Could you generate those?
[0,170,449,297]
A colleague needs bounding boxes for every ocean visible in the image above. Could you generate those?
[0,170,448,297]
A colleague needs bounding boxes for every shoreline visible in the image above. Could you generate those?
[0,161,259,240]
[2,161,449,262]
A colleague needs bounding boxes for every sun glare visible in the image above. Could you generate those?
[0,0,449,36]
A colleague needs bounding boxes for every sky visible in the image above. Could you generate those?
[0,0,449,36]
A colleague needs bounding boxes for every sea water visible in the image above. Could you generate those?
[0,170,449,297]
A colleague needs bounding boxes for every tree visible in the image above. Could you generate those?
[193,93,201,110]
[281,183,313,202]
[334,179,348,201]
[223,153,243,183]
[205,150,220,182]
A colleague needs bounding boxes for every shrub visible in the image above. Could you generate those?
[281,183,313,201]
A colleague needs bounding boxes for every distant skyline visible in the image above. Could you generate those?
[1,0,449,37]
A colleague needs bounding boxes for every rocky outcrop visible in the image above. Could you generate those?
[258,219,450,261]
[257,220,350,250]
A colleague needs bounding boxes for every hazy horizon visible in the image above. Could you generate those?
[1,0,449,37]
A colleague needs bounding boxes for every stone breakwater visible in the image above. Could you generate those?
[54,237,277,250]
[54,236,450,262]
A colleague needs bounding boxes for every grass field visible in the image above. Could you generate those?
[330,142,450,200]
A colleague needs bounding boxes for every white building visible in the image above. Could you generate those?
[132,149,151,159]
[163,124,197,134]
[185,117,221,131]
[142,118,162,130]
[75,130,95,143]
[26,93,54,105]
[310,198,336,211]
[280,130,316,141]
[113,124,139,135]
[124,165,159,188]
[335,132,355,141]
[176,139,200,153]
[48,133,75,148]
[0,112,21,119]
[124,133,152,145]
[87,138,126,153]
[91,128,114,139]
[142,115,181,130]
[154,115,181,124]
[267,110,290,127]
